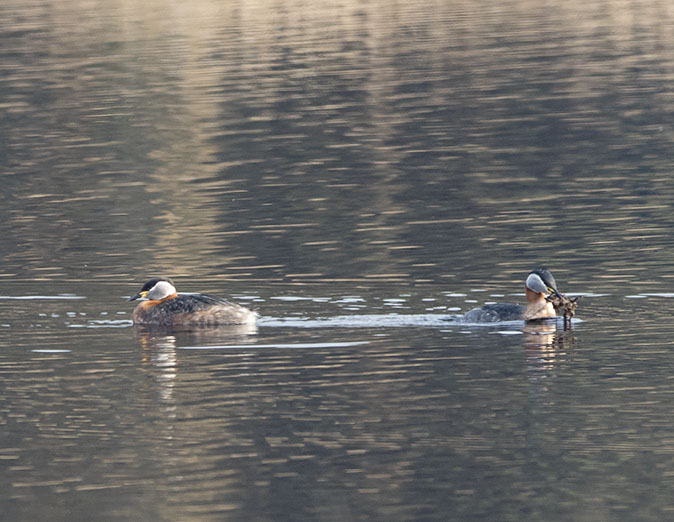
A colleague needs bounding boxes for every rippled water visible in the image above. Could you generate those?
[2,0,674,520]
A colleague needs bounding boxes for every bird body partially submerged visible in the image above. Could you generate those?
[462,303,525,322]
[463,269,562,323]
[129,278,257,326]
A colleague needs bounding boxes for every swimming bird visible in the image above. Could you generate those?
[462,268,561,323]
[128,277,257,326]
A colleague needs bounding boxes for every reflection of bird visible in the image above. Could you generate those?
[129,277,257,326]
[463,269,561,322]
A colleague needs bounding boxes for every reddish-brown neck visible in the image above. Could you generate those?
[143,293,178,308]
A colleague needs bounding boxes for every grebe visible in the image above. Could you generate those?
[128,277,257,326]
[462,269,561,323]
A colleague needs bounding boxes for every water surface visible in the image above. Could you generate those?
[2,0,674,520]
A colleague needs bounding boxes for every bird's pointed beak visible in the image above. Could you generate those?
[547,287,562,298]
[128,290,148,301]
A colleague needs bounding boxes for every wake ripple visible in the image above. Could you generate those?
[257,314,460,328]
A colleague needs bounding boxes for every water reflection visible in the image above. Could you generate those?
[523,321,577,380]
[135,323,258,401]
[523,321,577,353]
[3,0,674,519]
[139,333,178,404]
[1,0,674,287]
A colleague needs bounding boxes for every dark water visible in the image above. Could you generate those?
[2,0,674,520]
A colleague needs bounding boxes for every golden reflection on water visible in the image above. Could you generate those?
[3,0,673,285]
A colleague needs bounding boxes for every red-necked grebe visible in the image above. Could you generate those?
[462,268,561,322]
[128,277,257,326]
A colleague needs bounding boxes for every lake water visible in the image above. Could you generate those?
[2,0,674,520]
